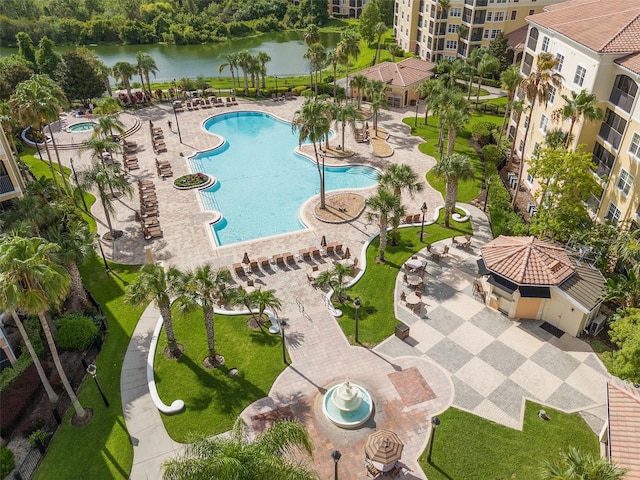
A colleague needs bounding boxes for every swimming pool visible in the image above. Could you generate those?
[190,111,378,246]
[67,121,97,133]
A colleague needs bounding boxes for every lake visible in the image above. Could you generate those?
[0,31,341,81]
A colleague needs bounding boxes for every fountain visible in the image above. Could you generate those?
[323,380,373,429]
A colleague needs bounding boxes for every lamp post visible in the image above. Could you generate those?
[483,176,492,212]
[280,320,288,365]
[331,450,342,480]
[95,234,109,272]
[69,157,89,211]
[172,102,183,144]
[415,99,420,126]
[86,363,109,407]
[354,297,361,344]
[275,75,278,93]
[420,202,428,242]
[427,416,441,464]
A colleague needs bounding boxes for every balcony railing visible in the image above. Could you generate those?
[609,87,635,113]
[591,161,612,178]
[598,124,623,149]
[0,175,16,195]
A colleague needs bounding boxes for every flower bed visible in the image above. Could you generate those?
[173,173,212,190]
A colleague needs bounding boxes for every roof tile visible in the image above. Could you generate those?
[357,57,435,88]
[607,382,640,479]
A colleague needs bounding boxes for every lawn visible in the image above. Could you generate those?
[154,309,286,442]
[402,111,503,202]
[340,215,472,347]
[420,402,599,480]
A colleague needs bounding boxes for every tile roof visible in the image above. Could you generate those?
[607,382,640,479]
[507,25,528,50]
[357,57,435,88]
[480,236,575,286]
[615,51,640,75]
[528,0,640,53]
[558,261,606,311]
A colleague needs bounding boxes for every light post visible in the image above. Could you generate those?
[280,320,288,365]
[69,157,89,211]
[172,102,182,144]
[331,450,342,480]
[427,416,441,464]
[86,363,109,407]
[420,202,428,242]
[483,176,492,212]
[275,75,278,93]
[415,99,420,126]
[95,234,109,272]
[354,297,361,344]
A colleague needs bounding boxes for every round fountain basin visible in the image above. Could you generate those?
[323,383,373,429]
[67,121,97,133]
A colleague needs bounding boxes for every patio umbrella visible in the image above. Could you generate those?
[320,235,327,247]
[344,247,351,259]
[365,430,404,467]
[242,252,250,264]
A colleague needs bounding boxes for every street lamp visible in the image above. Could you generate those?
[483,176,493,212]
[420,202,428,242]
[172,102,183,144]
[275,75,278,93]
[331,450,342,480]
[354,297,361,344]
[280,320,288,365]
[427,416,441,464]
[69,157,89,212]
[415,99,420,126]
[95,233,110,272]
[86,363,109,407]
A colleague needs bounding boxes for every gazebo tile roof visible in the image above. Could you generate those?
[607,382,640,479]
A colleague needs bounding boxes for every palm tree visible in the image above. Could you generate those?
[326,48,342,100]
[379,163,423,204]
[498,65,524,146]
[350,74,369,110]
[0,101,22,160]
[475,53,500,106]
[507,99,525,163]
[365,187,403,262]
[256,51,271,90]
[432,153,474,227]
[387,43,404,63]
[435,0,451,61]
[93,114,125,141]
[553,89,604,151]
[434,88,465,155]
[178,264,230,367]
[512,52,563,208]
[135,51,158,93]
[79,162,132,239]
[126,264,184,355]
[443,101,470,155]
[218,52,239,93]
[612,228,640,278]
[540,447,627,480]
[82,136,121,171]
[333,103,358,150]
[95,61,112,97]
[374,22,387,64]
[252,288,282,325]
[162,419,317,479]
[415,78,445,125]
[292,100,332,209]
[112,61,137,101]
[305,43,326,96]
[10,74,71,196]
[93,96,122,116]
[338,30,361,103]
[0,236,87,419]
[466,47,487,100]
[317,263,354,302]
[235,50,252,96]
[303,23,320,47]
[366,80,388,136]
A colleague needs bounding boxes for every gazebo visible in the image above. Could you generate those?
[476,236,606,337]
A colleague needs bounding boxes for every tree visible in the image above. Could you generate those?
[16,32,36,66]
[305,43,325,95]
[540,447,628,480]
[0,236,87,419]
[613,228,640,279]
[434,88,466,155]
[602,271,640,312]
[162,419,317,479]
[93,114,126,140]
[178,265,230,367]
[93,96,123,115]
[475,53,500,106]
[443,99,470,155]
[432,153,474,228]
[95,61,113,97]
[365,187,403,262]
[126,264,184,355]
[488,32,512,72]
[603,309,640,385]
[135,51,158,93]
[303,23,320,47]
[235,50,252,95]
[507,99,525,163]
[434,0,451,62]
[332,103,358,150]
[252,288,282,326]
[36,36,61,77]
[387,43,404,63]
[466,47,487,100]
[111,61,137,100]
[545,128,569,150]
[378,163,423,204]
[326,48,342,100]
[528,148,600,241]
[374,22,387,64]
[55,50,105,104]
[317,263,354,301]
[218,52,239,93]
[256,51,271,89]
[366,79,388,135]
[0,55,35,100]
[350,74,368,110]
[497,65,523,146]
[415,78,445,125]
[338,30,361,103]
[552,89,604,151]
[512,52,563,208]
[359,1,382,45]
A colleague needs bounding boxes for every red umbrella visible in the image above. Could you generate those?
[320,235,327,247]
[242,252,250,264]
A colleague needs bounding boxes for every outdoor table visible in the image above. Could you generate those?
[405,258,423,271]
[406,274,424,287]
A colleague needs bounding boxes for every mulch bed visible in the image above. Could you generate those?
[314,193,365,223]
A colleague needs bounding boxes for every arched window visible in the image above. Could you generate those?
[610,75,638,113]
[527,28,539,52]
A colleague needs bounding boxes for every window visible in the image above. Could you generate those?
[494,11,505,21]
[450,7,461,17]
[486,11,493,21]
[446,40,457,49]
[548,86,556,104]
[529,9,535,15]
[539,115,549,133]
[630,132,640,158]
[599,109,627,149]
[574,65,587,86]
[526,173,535,185]
[617,170,634,196]
[511,10,517,20]
[518,139,524,151]
[448,24,459,33]
[605,202,622,223]
[527,27,539,51]
[541,36,550,52]
[524,115,529,129]
[484,29,490,39]
[555,53,564,72]
[592,142,616,177]
[491,29,502,39]
[610,74,638,113]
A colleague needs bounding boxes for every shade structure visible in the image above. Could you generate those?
[365,430,404,465]
[344,247,351,259]
[242,252,250,264]
[320,235,327,247]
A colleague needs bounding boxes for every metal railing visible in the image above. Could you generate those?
[0,174,16,194]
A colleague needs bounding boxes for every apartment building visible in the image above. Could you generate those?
[510,0,640,227]
[394,0,563,62]
[329,0,371,18]
[0,127,25,207]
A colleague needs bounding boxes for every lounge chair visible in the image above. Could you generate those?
[231,97,238,105]
[334,244,343,256]
[403,214,413,224]
[325,245,335,256]
[284,252,295,263]
[258,257,270,269]
[233,263,244,276]
[143,224,163,240]
[226,98,231,106]
[299,248,311,260]
[311,248,321,258]
[412,213,421,223]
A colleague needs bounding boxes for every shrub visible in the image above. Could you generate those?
[482,145,502,169]
[292,85,307,95]
[471,121,497,147]
[0,446,15,479]
[488,176,528,236]
[29,429,49,448]
[54,314,98,350]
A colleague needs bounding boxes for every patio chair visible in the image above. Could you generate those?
[307,273,317,288]
[299,248,311,261]
[311,248,321,258]
[325,245,335,256]
[274,255,285,268]
[412,213,421,223]
[226,98,231,106]
[334,244,344,256]
[442,245,449,256]
[400,291,407,303]
[233,263,244,276]
[403,214,413,224]
[258,257,270,270]
[232,97,238,105]
[284,252,295,263]
[249,260,259,272]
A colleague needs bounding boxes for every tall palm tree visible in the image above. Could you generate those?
[432,153,474,227]
[326,48,342,101]
[466,47,487,100]
[434,88,466,155]
[305,43,326,96]
[126,264,184,355]
[387,43,404,63]
[475,53,500,106]
[512,52,563,208]
[135,51,158,93]
[111,61,137,101]
[435,0,451,61]
[415,78,445,125]
[332,103,358,150]
[338,30,361,103]
[498,65,524,146]
[178,265,230,367]
[350,74,368,110]
[252,288,282,326]
[443,101,470,155]
[218,52,239,93]
[93,114,125,140]
[10,74,71,195]
[163,419,317,480]
[378,163,423,203]
[540,447,627,480]
[0,101,22,160]
[95,61,112,97]
[317,263,354,301]
[256,51,271,90]
[366,80,388,136]
[79,162,132,239]
[292,100,332,209]
[553,89,604,151]
[374,22,387,64]
[507,99,525,163]
[365,187,403,262]
[93,96,122,115]
[82,136,122,171]
[0,236,87,419]
[303,23,320,47]
[235,50,252,96]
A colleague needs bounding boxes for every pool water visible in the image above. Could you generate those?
[190,111,378,245]
[68,121,97,133]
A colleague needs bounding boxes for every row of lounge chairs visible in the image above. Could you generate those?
[271,92,296,101]
[155,157,173,178]
[122,139,140,172]
[137,180,163,240]
[452,235,472,249]
[150,122,167,154]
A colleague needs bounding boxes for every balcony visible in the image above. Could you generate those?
[0,175,16,195]
[609,87,635,113]
[598,124,623,149]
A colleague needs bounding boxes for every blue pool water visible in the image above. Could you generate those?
[190,111,378,246]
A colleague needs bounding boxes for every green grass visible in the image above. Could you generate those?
[479,96,508,106]
[420,402,599,480]
[340,214,472,346]
[154,309,286,442]
[402,112,503,202]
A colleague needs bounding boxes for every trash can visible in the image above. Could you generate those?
[395,323,410,340]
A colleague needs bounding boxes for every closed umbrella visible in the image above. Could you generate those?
[320,235,327,247]
[242,252,250,264]
[344,247,351,259]
[365,430,404,469]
